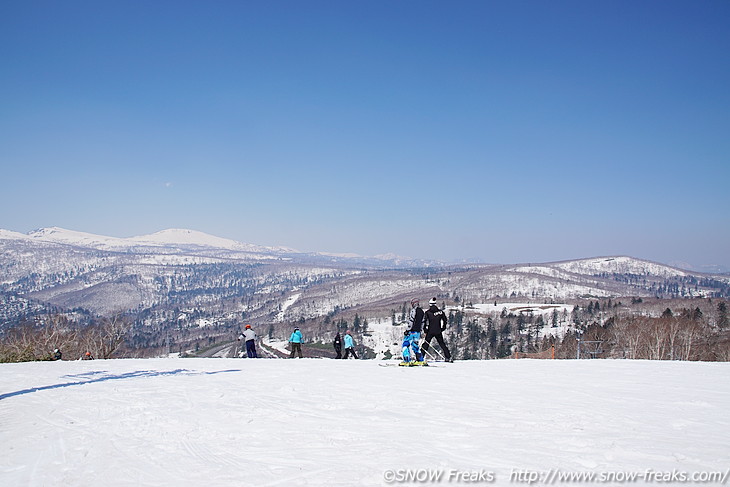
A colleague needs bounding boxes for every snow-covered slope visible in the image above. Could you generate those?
[552,256,689,278]
[23,226,292,254]
[0,229,30,240]
[26,227,130,249]
[1,358,728,486]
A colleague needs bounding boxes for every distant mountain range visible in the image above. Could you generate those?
[0,227,427,266]
[1,227,729,328]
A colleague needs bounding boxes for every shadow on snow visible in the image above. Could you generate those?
[0,368,241,401]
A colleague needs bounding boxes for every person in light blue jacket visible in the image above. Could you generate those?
[289,327,303,358]
[343,330,358,359]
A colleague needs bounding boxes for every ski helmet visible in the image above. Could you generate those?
[245,324,251,329]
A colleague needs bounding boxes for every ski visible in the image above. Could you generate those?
[378,362,441,367]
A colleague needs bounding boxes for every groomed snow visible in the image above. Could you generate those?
[1,359,729,486]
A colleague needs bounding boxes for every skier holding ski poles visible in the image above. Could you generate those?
[422,298,453,362]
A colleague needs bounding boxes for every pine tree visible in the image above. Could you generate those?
[353,314,361,332]
[692,307,703,321]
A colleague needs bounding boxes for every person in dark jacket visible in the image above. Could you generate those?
[402,297,424,363]
[333,332,342,359]
[422,298,453,362]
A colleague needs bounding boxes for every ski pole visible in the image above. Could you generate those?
[426,344,446,360]
[422,348,438,361]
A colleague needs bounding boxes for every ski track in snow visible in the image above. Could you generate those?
[1,359,729,486]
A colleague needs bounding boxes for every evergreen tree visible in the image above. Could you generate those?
[488,328,498,357]
[353,314,361,332]
[692,307,703,321]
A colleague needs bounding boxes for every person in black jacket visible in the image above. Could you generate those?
[422,298,453,362]
[333,332,342,359]
[402,298,425,363]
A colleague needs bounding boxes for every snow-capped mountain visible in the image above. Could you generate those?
[1,227,728,328]
[23,227,294,254]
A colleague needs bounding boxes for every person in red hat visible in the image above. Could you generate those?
[238,324,258,358]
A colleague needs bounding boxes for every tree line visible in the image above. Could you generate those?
[0,314,131,363]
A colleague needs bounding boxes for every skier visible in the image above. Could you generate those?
[289,327,303,358]
[82,351,94,360]
[238,324,258,358]
[401,298,425,365]
[333,332,342,359]
[52,348,62,361]
[422,297,453,362]
[343,331,358,359]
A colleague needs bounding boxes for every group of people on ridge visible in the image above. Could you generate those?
[402,297,453,365]
[240,296,452,363]
[333,330,358,359]
[49,349,94,361]
[237,324,305,359]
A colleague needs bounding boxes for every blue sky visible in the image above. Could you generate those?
[1,0,729,269]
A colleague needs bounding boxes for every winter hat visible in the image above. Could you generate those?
[429,298,437,306]
[410,298,419,306]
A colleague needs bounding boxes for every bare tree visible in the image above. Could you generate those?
[82,314,133,359]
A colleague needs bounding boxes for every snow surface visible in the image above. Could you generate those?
[362,318,405,359]
[449,302,571,317]
[20,227,293,254]
[1,358,729,486]
[276,292,302,321]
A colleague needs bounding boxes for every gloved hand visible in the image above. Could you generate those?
[404,330,410,337]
